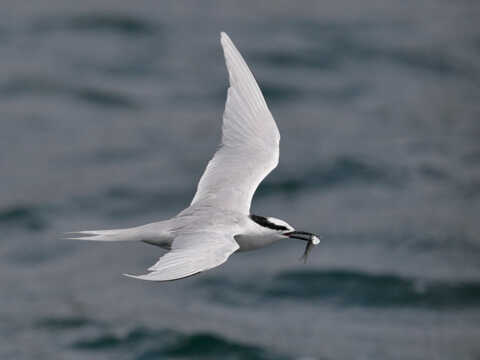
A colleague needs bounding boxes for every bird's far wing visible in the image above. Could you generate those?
[124,232,239,281]
[190,32,280,214]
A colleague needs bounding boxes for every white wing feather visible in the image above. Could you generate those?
[190,32,280,214]
[124,232,239,281]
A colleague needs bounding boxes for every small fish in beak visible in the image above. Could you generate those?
[285,231,321,263]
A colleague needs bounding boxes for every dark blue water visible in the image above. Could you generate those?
[1,1,480,359]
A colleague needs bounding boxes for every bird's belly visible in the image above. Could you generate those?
[234,234,277,252]
[136,222,175,249]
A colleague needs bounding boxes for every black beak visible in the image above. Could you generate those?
[286,231,320,243]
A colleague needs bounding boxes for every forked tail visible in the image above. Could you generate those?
[65,227,140,242]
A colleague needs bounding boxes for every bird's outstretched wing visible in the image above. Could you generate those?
[124,232,239,281]
[190,32,280,214]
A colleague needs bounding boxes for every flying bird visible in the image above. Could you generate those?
[68,32,320,281]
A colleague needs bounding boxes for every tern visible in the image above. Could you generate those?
[68,32,320,281]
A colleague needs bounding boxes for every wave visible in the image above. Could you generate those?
[259,81,364,105]
[36,316,95,330]
[1,77,138,109]
[75,87,138,109]
[140,332,286,360]
[69,326,285,359]
[32,13,159,36]
[269,269,480,309]
[259,156,406,196]
[0,205,47,231]
[255,21,471,77]
[72,327,164,351]
[197,269,480,310]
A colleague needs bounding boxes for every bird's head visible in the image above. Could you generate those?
[249,215,320,262]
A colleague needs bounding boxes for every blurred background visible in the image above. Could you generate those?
[1,0,480,359]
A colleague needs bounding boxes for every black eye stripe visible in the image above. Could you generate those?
[249,214,289,231]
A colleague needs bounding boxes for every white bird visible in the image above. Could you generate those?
[68,32,320,281]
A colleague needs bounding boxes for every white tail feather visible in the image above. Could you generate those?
[65,228,137,241]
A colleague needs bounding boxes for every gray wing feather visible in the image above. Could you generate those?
[124,232,239,281]
[190,32,280,214]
